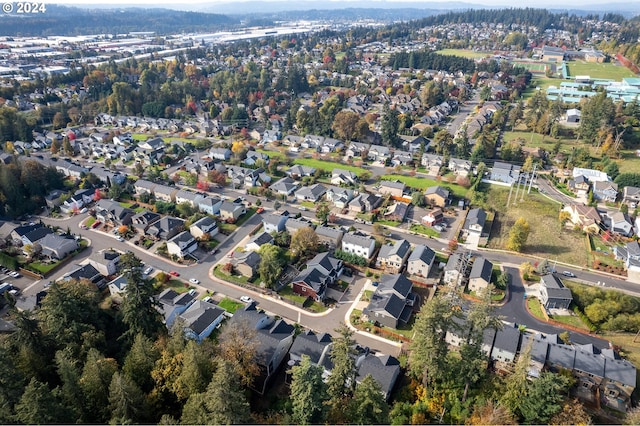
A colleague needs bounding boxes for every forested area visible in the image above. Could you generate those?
[0,160,65,218]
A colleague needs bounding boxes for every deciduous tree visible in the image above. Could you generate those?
[290,226,319,257]
[507,217,530,252]
[258,243,284,289]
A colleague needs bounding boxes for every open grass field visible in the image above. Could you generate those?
[482,185,589,266]
[292,158,366,177]
[436,49,491,59]
[512,61,547,73]
[617,150,640,174]
[565,61,636,81]
[502,130,562,152]
[257,148,287,160]
[380,174,469,198]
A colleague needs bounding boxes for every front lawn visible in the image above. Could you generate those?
[550,314,590,331]
[409,223,440,238]
[218,297,244,314]
[213,264,252,285]
[380,174,469,198]
[85,216,96,227]
[27,261,59,275]
[163,279,190,294]
[527,297,546,320]
[376,219,400,227]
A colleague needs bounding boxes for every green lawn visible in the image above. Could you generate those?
[522,77,560,99]
[410,223,440,238]
[292,158,367,178]
[550,314,590,330]
[565,61,636,81]
[257,149,287,160]
[213,264,252,285]
[376,219,400,227]
[435,49,491,59]
[85,217,96,227]
[380,174,469,198]
[27,261,60,275]
[527,297,545,320]
[218,297,243,314]
[617,150,640,174]
[502,130,562,152]
[164,279,190,294]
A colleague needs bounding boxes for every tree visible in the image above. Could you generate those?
[500,344,530,420]
[54,350,86,422]
[172,340,213,402]
[548,399,591,425]
[448,238,459,252]
[519,372,572,424]
[381,103,399,147]
[332,110,362,141]
[411,191,426,207]
[217,319,260,387]
[467,400,517,425]
[316,203,331,222]
[14,378,68,425]
[120,252,164,343]
[290,227,319,257]
[123,333,160,393]
[326,323,357,422]
[79,349,119,423]
[204,358,251,425]
[258,243,283,289]
[108,372,148,424]
[347,374,390,425]
[289,355,328,425]
[433,129,453,155]
[507,217,530,252]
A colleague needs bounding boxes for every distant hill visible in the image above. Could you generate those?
[0,5,239,36]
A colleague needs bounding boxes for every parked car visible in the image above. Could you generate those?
[240,295,253,304]
[188,289,197,296]
[256,207,265,214]
[143,267,154,276]
[169,271,180,277]
[299,206,307,211]
[203,296,212,303]
[189,278,200,285]
[116,236,125,242]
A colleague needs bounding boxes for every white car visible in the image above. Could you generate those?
[189,278,200,285]
[240,295,253,304]
[143,267,154,276]
[116,236,125,242]
[562,271,576,278]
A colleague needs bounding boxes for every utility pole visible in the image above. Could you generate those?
[527,164,538,194]
[507,180,514,206]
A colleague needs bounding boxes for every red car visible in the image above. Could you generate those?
[256,207,264,214]
[169,271,180,277]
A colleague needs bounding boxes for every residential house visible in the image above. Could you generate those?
[131,210,161,234]
[134,179,156,197]
[391,150,413,167]
[341,232,376,259]
[287,329,333,374]
[153,185,178,203]
[286,165,316,179]
[197,196,223,216]
[401,135,430,153]
[21,227,53,247]
[348,193,381,214]
[138,137,165,151]
[175,190,203,208]
[376,239,411,272]
[209,147,232,161]
[244,151,270,167]
[406,244,435,278]
[468,257,493,294]
[449,157,472,177]
[39,234,78,260]
[291,252,343,301]
[190,216,218,239]
[219,201,245,222]
[424,186,450,208]
[363,274,416,328]
[368,144,390,162]
[421,208,444,226]
[107,275,128,302]
[321,138,344,153]
[355,352,401,401]
[568,175,591,198]
[87,249,120,276]
[384,202,409,222]
[614,241,640,283]
[421,153,444,171]
[270,177,298,197]
[379,180,406,198]
[331,169,358,186]
[262,213,289,234]
[345,142,369,158]
[156,288,195,328]
[45,189,67,209]
[10,223,45,243]
[285,218,313,236]
[295,183,326,203]
[62,263,105,289]
[261,130,281,144]
[227,166,271,188]
[491,324,521,363]
[315,225,344,249]
[167,231,198,259]
[246,232,275,252]
[539,274,573,309]
[443,253,470,287]
[94,199,134,226]
[179,300,226,342]
[573,167,610,183]
[623,186,640,208]
[561,204,602,234]
[325,186,355,209]
[230,304,295,394]
[232,251,261,278]
[608,211,633,237]
[593,181,619,203]
[490,161,521,185]
[147,216,185,241]
[566,108,582,123]
[61,188,95,213]
[464,208,487,235]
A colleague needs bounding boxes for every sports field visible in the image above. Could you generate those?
[435,49,491,59]
[513,61,547,73]
[565,61,636,80]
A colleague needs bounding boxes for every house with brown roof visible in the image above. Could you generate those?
[562,204,601,234]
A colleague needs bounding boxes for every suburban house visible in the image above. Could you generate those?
[379,180,406,198]
[391,150,413,167]
[331,169,358,186]
[231,251,262,278]
[593,181,619,203]
[246,232,275,252]
[315,225,344,249]
[147,216,185,241]
[348,193,381,213]
[341,232,376,259]
[262,213,289,234]
[401,135,430,153]
[421,153,444,172]
[94,199,134,226]
[491,324,522,363]
[421,208,444,226]
[363,274,416,329]
[61,263,105,289]
[175,190,203,208]
[568,175,591,198]
[153,185,178,203]
[561,204,602,234]
[270,177,299,197]
[87,249,120,276]
[443,253,470,287]
[107,275,128,302]
[244,150,270,167]
[468,257,493,294]
[573,167,610,183]
[287,329,333,376]
[219,201,245,222]
[614,241,640,283]
[197,196,223,216]
[448,157,472,177]
[368,144,390,162]
[424,186,450,208]
[490,161,521,185]
[291,252,343,301]
[384,202,409,222]
[156,288,195,328]
[229,304,295,394]
[20,227,52,246]
[325,186,355,209]
[622,186,640,207]
[167,231,198,259]
[131,210,161,233]
[189,216,218,240]
[39,234,79,260]
[346,142,369,158]
[295,183,327,202]
[285,218,314,236]
[179,300,226,342]
[406,244,435,278]
[286,165,316,179]
[607,211,634,237]
[464,208,487,235]
[376,239,411,272]
[539,274,573,309]
[134,179,156,197]
[209,147,232,161]
[355,352,401,401]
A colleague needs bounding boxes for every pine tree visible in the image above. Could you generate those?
[204,358,251,425]
[108,372,149,424]
[123,333,160,393]
[326,323,357,422]
[289,355,327,425]
[347,375,390,424]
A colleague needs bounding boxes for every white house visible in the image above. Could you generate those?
[341,232,376,259]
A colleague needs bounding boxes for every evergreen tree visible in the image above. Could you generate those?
[381,103,399,147]
[326,323,357,422]
[80,348,118,423]
[108,372,149,424]
[348,374,390,425]
[204,358,251,424]
[14,378,68,425]
[123,333,160,393]
[519,372,571,424]
[172,340,213,402]
[180,392,209,425]
[289,355,327,425]
[54,350,86,422]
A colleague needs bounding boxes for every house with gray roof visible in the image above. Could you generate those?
[468,257,493,294]
[232,251,261,278]
[286,164,316,179]
[355,352,401,401]
[288,330,332,372]
[425,186,450,208]
[189,216,218,240]
[539,274,573,309]
[219,201,245,222]
[325,186,355,208]
[167,231,198,259]
[448,157,472,177]
[363,274,415,329]
[175,190,203,208]
[464,208,487,235]
[270,177,298,196]
[379,180,406,198]
[262,213,289,234]
[134,179,156,196]
[622,186,640,207]
[229,304,295,394]
[421,153,444,170]
[490,161,521,185]
[346,142,369,158]
[443,253,469,287]
[146,216,185,241]
[331,168,358,186]
[295,183,327,202]
[39,234,78,260]
[156,288,194,328]
[153,185,178,203]
[291,252,343,301]
[406,245,435,278]
[315,225,344,249]
[376,239,411,272]
[61,263,105,289]
[594,181,619,203]
[87,249,120,276]
[341,232,376,259]
[179,300,226,343]
[391,150,413,167]
[490,323,521,363]
[197,196,223,216]
[246,232,275,252]
[131,210,161,233]
[285,218,313,235]
[348,193,381,213]
[368,144,390,162]
[244,150,270,167]
[209,147,231,161]
[95,199,134,226]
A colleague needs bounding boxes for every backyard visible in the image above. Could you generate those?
[291,158,368,178]
[482,185,589,266]
[379,174,469,198]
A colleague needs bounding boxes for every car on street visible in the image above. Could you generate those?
[116,236,125,242]
[188,289,197,296]
[299,206,307,211]
[143,267,154,276]
[189,278,200,285]
[256,207,264,213]
[562,271,576,278]
[169,271,180,277]
[240,295,253,304]
[434,224,446,232]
